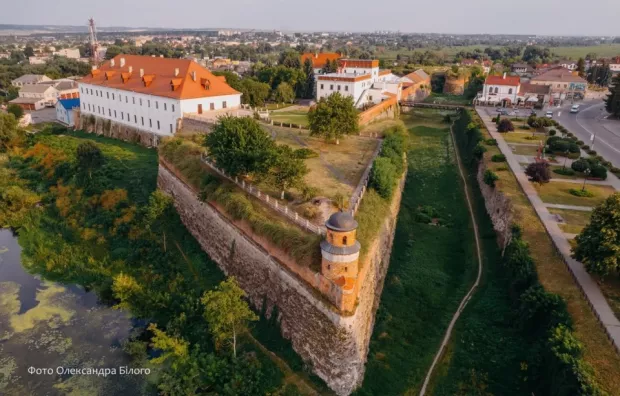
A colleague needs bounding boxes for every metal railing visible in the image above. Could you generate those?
[200,153,325,235]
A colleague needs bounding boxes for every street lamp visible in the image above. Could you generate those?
[563,150,569,169]
[582,168,591,192]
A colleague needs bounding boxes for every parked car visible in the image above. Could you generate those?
[499,109,509,115]
[545,111,553,118]
[496,107,504,112]
[570,104,580,113]
[530,110,537,116]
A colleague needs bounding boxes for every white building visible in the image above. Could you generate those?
[29,56,50,65]
[316,59,400,108]
[53,48,81,59]
[78,54,242,137]
[11,74,52,87]
[56,98,80,126]
[477,73,521,106]
[9,84,58,110]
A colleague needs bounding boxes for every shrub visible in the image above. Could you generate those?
[473,143,487,160]
[369,157,397,199]
[443,114,451,123]
[569,136,578,142]
[590,164,607,180]
[491,154,506,162]
[568,143,580,153]
[611,167,620,174]
[485,138,498,146]
[521,125,531,130]
[576,140,584,146]
[553,168,575,176]
[587,149,597,155]
[602,160,612,168]
[548,129,557,136]
[301,185,319,201]
[483,169,499,187]
[581,145,590,150]
[525,162,551,184]
[595,155,604,162]
[293,148,319,159]
[497,119,515,132]
[567,152,581,159]
[567,132,574,137]
[571,158,589,173]
[7,103,24,120]
[496,165,508,171]
[569,188,595,197]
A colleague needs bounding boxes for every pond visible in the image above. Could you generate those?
[0,229,153,395]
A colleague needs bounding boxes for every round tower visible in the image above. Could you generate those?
[320,211,361,280]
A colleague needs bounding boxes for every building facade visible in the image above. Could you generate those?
[530,67,587,100]
[300,52,342,74]
[477,74,521,106]
[78,55,241,137]
[11,74,52,87]
[56,98,80,126]
[53,48,81,59]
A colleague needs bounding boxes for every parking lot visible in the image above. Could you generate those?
[26,107,57,124]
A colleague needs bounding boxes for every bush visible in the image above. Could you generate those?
[602,160,612,168]
[483,169,499,187]
[301,185,319,201]
[567,132,574,137]
[571,158,589,173]
[569,188,595,197]
[485,138,498,146]
[7,103,24,120]
[491,154,506,162]
[590,164,607,179]
[576,140,584,146]
[525,162,551,184]
[610,166,620,174]
[553,168,575,176]
[521,125,531,130]
[496,165,508,171]
[443,114,451,123]
[568,143,580,153]
[497,119,515,132]
[293,148,319,159]
[595,155,604,162]
[473,143,487,160]
[581,145,590,150]
[587,149,597,155]
[369,157,397,199]
[548,129,557,136]
[567,152,581,159]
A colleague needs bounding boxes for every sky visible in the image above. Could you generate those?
[3,0,620,36]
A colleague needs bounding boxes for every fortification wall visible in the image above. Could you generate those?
[157,163,406,395]
[74,112,165,147]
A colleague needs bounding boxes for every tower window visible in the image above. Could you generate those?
[327,264,331,270]
[342,236,348,245]
[345,267,348,272]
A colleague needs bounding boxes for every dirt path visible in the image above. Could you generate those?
[418,120,484,395]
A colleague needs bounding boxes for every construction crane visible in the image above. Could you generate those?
[88,17,100,65]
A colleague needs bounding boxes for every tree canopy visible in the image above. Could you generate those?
[0,112,21,152]
[307,92,359,143]
[76,141,105,179]
[273,82,295,104]
[605,74,620,119]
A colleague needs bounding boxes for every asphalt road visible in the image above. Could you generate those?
[555,100,620,167]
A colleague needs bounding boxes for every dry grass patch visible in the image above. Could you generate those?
[502,131,546,144]
[509,144,540,156]
[548,208,592,235]
[534,181,615,207]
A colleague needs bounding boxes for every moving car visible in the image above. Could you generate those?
[570,104,580,113]
[545,111,553,118]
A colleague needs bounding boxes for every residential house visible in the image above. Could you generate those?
[211,58,232,69]
[482,60,493,74]
[0,53,10,59]
[558,59,578,71]
[29,56,50,65]
[9,84,59,110]
[300,52,342,75]
[53,48,81,59]
[459,59,478,67]
[78,54,242,137]
[511,63,532,74]
[610,56,620,73]
[530,67,587,100]
[55,98,80,126]
[11,74,52,87]
[316,59,400,108]
[517,82,552,107]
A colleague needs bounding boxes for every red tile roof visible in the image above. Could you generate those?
[339,59,379,68]
[300,52,341,68]
[485,75,520,87]
[79,54,240,100]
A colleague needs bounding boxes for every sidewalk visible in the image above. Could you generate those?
[476,108,620,352]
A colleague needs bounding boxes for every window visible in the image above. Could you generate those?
[210,103,215,110]
[80,87,83,94]
[327,264,331,270]
[338,85,341,91]
[108,109,111,116]
[106,92,109,99]
[119,95,122,102]
[141,117,144,126]
[149,119,152,127]
[494,87,498,94]
[320,84,324,89]
[121,112,124,120]
[223,101,227,109]
[164,103,167,111]
[82,103,85,109]
[125,96,128,103]
[112,93,115,100]
[345,86,349,91]
[133,97,135,104]
[155,101,158,109]
[172,104,175,112]
[170,124,173,134]
[134,115,137,123]
[345,267,348,272]
[114,110,117,118]
[330,84,334,90]
[148,100,151,108]
[508,88,513,94]
[157,121,160,130]
[140,98,142,106]
[342,236,348,245]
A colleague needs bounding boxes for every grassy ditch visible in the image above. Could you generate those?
[356,109,478,395]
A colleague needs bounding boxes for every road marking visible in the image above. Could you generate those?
[575,105,620,156]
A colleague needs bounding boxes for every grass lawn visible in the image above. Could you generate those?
[358,109,478,395]
[550,165,581,180]
[502,132,546,144]
[548,208,592,234]
[534,181,615,207]
[268,126,379,198]
[270,108,310,127]
[597,276,620,321]
[263,103,295,111]
[423,92,472,106]
[552,44,620,59]
[470,111,620,394]
[509,144,539,156]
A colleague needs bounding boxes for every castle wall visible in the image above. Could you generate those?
[157,163,406,395]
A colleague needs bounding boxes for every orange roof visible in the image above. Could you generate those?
[79,54,241,100]
[317,74,372,82]
[403,71,425,84]
[485,75,520,87]
[379,70,392,76]
[339,59,379,68]
[300,52,341,68]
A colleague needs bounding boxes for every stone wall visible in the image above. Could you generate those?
[476,160,513,250]
[74,111,164,147]
[157,163,406,395]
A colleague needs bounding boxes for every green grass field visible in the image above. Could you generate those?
[534,181,615,207]
[423,92,473,106]
[270,110,310,127]
[357,110,478,395]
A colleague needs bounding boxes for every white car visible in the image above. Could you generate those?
[570,105,580,113]
[545,111,553,118]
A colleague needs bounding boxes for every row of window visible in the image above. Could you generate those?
[81,87,176,112]
[83,102,174,134]
[487,87,514,94]
[320,84,350,92]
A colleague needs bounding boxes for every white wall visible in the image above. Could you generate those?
[481,83,519,103]
[316,79,368,106]
[179,94,241,114]
[55,104,74,126]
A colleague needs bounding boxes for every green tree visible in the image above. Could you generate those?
[307,92,359,144]
[23,46,34,57]
[273,82,295,104]
[240,78,271,107]
[204,116,274,177]
[369,157,397,199]
[76,141,104,179]
[143,190,174,252]
[302,58,315,99]
[0,112,20,152]
[201,277,258,358]
[605,74,620,119]
[321,59,339,74]
[576,58,586,77]
[525,162,551,185]
[268,145,308,199]
[105,45,122,60]
[6,104,24,120]
[278,49,301,69]
[573,193,620,276]
[497,119,515,132]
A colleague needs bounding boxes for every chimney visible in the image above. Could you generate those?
[128,66,133,74]
[120,57,125,67]
[110,59,115,67]
[174,68,179,77]
[140,68,144,77]
[503,72,506,79]
[191,71,197,81]
[160,55,164,58]
[91,65,97,70]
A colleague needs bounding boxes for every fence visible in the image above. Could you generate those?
[348,141,383,215]
[200,153,325,236]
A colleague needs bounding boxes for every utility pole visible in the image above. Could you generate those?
[88,18,100,65]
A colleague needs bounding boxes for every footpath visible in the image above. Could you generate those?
[476,108,620,353]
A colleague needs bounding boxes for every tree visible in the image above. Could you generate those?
[605,74,620,119]
[576,58,586,77]
[143,190,174,252]
[105,45,122,60]
[497,119,515,132]
[278,50,301,69]
[0,112,20,152]
[23,46,34,58]
[321,59,338,74]
[204,116,274,177]
[240,78,271,107]
[587,63,612,87]
[6,104,24,120]
[573,193,620,276]
[307,92,359,144]
[268,145,308,199]
[273,82,295,104]
[201,277,258,358]
[76,141,104,179]
[302,58,315,99]
[369,157,397,199]
[525,162,551,185]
